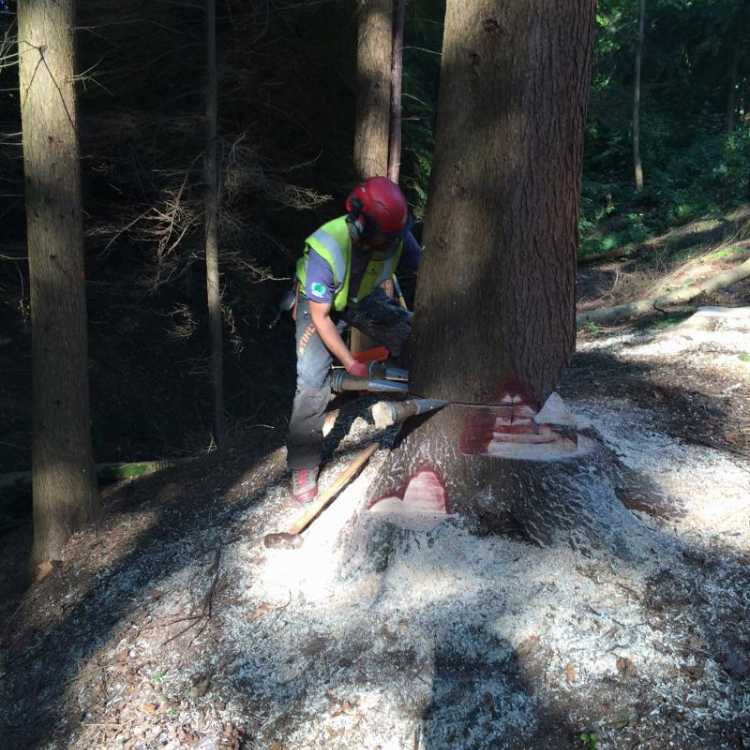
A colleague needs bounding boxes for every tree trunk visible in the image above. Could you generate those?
[353,0,393,180]
[387,0,406,183]
[727,44,740,135]
[18,0,99,565]
[339,1,643,565]
[351,0,394,353]
[633,0,645,191]
[412,1,593,409]
[727,2,749,136]
[205,0,225,447]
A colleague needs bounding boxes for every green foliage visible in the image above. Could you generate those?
[400,1,445,215]
[583,321,603,335]
[581,126,750,257]
[707,244,750,260]
[399,0,750,241]
[579,195,648,258]
[739,352,750,363]
[98,464,150,482]
[576,0,750,256]
[579,731,599,750]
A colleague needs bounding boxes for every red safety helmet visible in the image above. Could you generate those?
[345,176,408,241]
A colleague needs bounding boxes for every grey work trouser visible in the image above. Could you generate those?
[286,288,412,471]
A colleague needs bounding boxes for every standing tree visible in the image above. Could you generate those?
[725,1,748,135]
[353,0,393,180]
[17,0,99,565]
[351,0,394,353]
[413,0,595,417]
[387,0,407,182]
[726,42,740,135]
[343,0,632,559]
[205,0,224,447]
[633,0,645,191]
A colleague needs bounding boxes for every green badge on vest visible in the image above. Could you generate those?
[310,281,326,297]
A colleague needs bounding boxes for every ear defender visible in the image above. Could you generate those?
[347,196,363,218]
[352,215,367,239]
[346,196,366,238]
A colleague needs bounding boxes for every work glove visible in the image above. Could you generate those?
[345,360,369,379]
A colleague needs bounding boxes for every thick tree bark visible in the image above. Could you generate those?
[353,0,393,180]
[18,0,99,565]
[338,1,629,563]
[412,1,594,408]
[205,0,225,447]
[387,0,406,183]
[633,0,645,191]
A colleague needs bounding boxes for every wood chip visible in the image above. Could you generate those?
[616,656,637,679]
[33,560,55,584]
[247,602,275,621]
[564,662,577,683]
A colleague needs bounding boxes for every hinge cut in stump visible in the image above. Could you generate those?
[460,391,585,461]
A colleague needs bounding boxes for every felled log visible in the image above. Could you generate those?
[577,254,750,326]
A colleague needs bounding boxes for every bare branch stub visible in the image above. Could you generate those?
[161,544,225,646]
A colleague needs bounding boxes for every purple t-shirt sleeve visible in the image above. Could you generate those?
[303,249,336,303]
[399,230,421,272]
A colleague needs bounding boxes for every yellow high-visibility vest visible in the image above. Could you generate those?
[296,216,403,312]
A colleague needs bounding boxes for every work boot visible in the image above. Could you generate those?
[292,467,318,504]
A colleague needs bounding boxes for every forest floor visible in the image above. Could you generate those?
[1,222,750,750]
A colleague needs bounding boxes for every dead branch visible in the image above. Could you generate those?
[224,250,290,283]
[0,18,17,73]
[162,544,224,646]
[97,209,151,257]
[578,244,639,266]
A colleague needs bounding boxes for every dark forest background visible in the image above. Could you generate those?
[1,0,749,472]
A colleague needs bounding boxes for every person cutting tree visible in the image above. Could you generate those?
[287,176,420,503]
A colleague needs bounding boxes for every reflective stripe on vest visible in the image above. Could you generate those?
[309,229,346,287]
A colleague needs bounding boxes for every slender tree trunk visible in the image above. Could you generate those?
[18,0,99,565]
[727,37,742,135]
[340,1,638,567]
[729,2,750,136]
[633,0,645,191]
[387,0,406,183]
[351,0,393,352]
[353,0,393,180]
[205,0,224,447]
